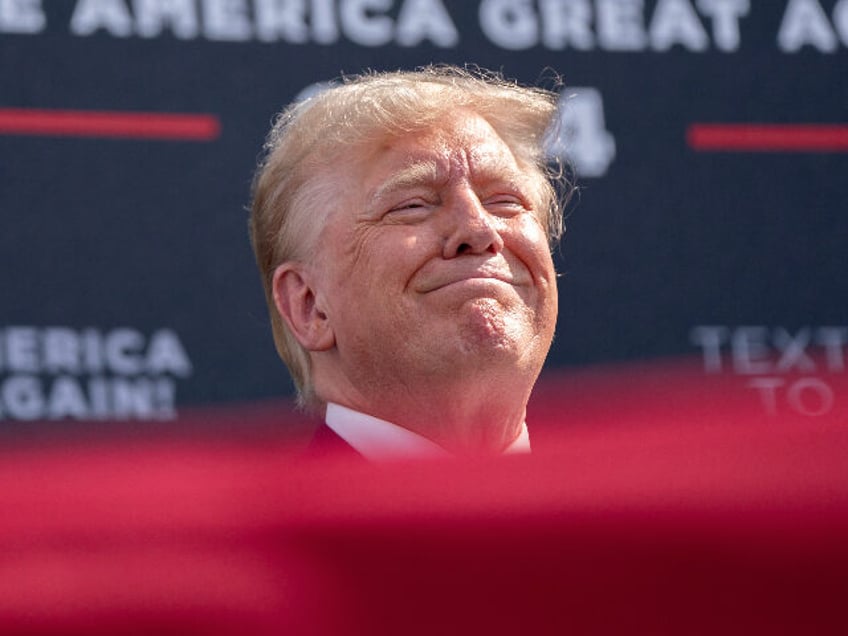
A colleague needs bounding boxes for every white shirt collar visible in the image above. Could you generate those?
[324,402,531,461]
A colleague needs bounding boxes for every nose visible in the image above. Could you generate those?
[442,188,505,258]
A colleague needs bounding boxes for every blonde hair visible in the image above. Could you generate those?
[249,65,567,408]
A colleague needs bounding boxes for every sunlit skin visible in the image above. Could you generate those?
[273,111,558,454]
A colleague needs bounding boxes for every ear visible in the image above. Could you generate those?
[272,263,335,352]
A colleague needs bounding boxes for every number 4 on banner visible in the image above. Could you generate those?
[546,88,616,179]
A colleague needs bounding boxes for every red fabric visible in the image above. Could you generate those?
[1,413,847,635]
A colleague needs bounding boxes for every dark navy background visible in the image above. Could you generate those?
[2,0,846,425]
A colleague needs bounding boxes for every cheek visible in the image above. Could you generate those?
[351,228,431,279]
[508,217,556,280]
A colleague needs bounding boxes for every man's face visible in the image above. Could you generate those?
[309,111,558,402]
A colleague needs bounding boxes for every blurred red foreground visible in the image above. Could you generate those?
[1,411,847,635]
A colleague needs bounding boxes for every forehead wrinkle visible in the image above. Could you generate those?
[466,145,534,197]
[364,114,533,211]
[455,122,525,181]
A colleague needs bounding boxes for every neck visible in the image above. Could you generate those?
[316,368,534,455]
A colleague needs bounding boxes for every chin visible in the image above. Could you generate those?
[455,298,534,357]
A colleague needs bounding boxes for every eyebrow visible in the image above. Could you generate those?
[368,160,444,208]
[470,151,532,188]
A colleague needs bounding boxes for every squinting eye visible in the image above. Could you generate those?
[388,196,432,212]
[384,198,432,222]
[483,195,526,212]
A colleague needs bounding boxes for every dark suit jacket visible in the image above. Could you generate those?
[304,423,365,460]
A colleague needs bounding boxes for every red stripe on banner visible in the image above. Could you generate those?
[687,124,848,152]
[0,108,220,141]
